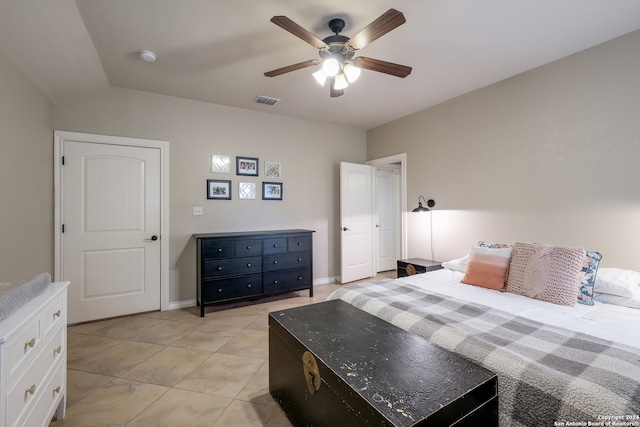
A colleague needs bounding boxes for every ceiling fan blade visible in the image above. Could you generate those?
[264,60,319,77]
[347,9,406,50]
[271,16,328,49]
[354,57,412,78]
[329,77,344,97]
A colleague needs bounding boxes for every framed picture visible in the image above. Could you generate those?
[211,154,230,173]
[239,182,256,199]
[262,182,283,200]
[236,156,259,176]
[264,161,281,178]
[207,179,232,200]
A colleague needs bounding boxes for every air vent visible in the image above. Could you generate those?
[254,95,280,106]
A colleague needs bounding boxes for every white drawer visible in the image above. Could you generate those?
[6,325,65,427]
[21,359,66,427]
[40,294,65,339]
[5,317,40,384]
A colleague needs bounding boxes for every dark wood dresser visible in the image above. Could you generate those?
[194,229,314,317]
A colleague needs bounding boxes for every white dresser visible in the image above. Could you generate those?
[0,281,69,427]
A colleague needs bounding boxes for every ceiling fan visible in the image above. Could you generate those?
[264,9,412,97]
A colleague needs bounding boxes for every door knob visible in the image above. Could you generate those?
[145,235,159,241]
[342,227,350,231]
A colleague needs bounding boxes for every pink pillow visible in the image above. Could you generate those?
[506,242,585,306]
[461,246,513,291]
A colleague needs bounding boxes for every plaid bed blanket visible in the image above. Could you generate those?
[328,279,640,427]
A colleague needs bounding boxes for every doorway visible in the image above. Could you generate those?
[340,153,406,283]
[54,131,169,323]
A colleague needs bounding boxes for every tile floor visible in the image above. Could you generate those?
[50,271,395,427]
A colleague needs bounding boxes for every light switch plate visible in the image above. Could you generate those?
[193,206,203,216]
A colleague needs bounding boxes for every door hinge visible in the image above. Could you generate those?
[62,156,65,165]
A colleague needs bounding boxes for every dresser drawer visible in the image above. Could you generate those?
[40,293,65,339]
[5,316,40,384]
[263,252,311,272]
[263,269,312,294]
[22,360,66,427]
[203,256,262,278]
[235,239,261,257]
[202,274,262,303]
[288,236,311,252]
[6,326,64,426]
[202,240,234,259]
[263,238,287,254]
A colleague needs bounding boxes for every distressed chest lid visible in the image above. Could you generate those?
[269,299,496,426]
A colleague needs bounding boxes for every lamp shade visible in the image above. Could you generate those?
[412,196,435,212]
[312,69,327,86]
[322,57,340,77]
[333,73,349,90]
[343,63,361,83]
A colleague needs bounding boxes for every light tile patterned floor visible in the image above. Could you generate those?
[50,272,395,426]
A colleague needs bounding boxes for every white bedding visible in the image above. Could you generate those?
[395,268,640,349]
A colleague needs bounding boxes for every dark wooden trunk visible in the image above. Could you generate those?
[269,299,498,426]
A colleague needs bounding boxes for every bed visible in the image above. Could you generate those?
[328,247,640,427]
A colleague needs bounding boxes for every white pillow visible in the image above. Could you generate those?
[593,292,640,309]
[594,268,640,298]
[442,255,469,273]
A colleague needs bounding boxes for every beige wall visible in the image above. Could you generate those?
[368,29,640,270]
[53,87,366,303]
[0,50,54,281]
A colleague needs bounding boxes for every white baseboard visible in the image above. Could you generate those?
[166,299,197,311]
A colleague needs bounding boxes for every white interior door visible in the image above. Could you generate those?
[61,140,161,323]
[340,162,375,283]
[375,167,400,272]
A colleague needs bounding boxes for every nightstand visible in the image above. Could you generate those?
[397,258,443,277]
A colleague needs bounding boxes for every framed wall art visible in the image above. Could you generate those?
[207,179,232,200]
[262,182,283,200]
[211,154,230,173]
[239,182,256,199]
[264,161,281,179]
[236,156,259,176]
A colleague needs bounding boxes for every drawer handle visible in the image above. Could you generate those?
[217,266,223,271]
[55,346,62,354]
[27,385,36,395]
[26,338,36,349]
[247,284,252,288]
[247,263,252,267]
[274,280,278,285]
[218,248,223,252]
[218,289,223,293]
[273,260,278,264]
[298,242,302,246]
[246,246,251,250]
[298,276,303,280]
[298,258,302,262]
[273,244,278,248]
[54,386,61,394]
[54,309,62,318]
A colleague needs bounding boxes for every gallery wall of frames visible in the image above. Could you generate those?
[208,155,283,201]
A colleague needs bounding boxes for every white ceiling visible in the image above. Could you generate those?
[2,0,640,130]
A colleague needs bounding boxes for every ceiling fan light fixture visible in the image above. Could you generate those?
[343,62,361,83]
[322,57,341,77]
[312,68,328,86]
[333,73,349,90]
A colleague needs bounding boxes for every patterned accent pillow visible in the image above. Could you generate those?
[478,241,511,249]
[577,251,602,306]
[506,242,585,306]
[461,246,513,291]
